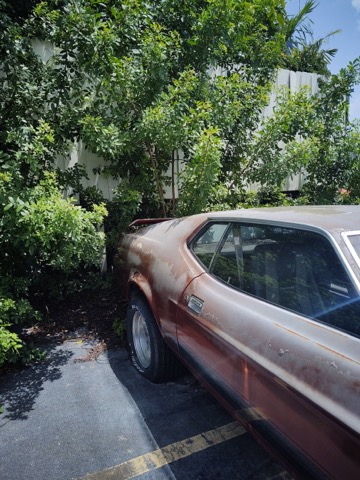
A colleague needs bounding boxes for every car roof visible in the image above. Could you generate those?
[205,205,360,234]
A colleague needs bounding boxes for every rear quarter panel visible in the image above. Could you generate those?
[114,215,208,347]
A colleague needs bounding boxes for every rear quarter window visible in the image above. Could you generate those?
[191,223,229,269]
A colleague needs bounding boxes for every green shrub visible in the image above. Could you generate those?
[0,318,23,367]
[113,317,126,340]
[0,170,107,366]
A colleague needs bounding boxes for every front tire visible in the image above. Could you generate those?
[126,296,180,383]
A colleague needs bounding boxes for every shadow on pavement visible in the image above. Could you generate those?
[107,347,229,444]
[106,348,289,480]
[0,345,73,423]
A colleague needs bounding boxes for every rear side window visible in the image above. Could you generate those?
[192,223,228,269]
[192,222,360,337]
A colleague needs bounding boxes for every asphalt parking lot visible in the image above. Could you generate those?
[0,340,292,480]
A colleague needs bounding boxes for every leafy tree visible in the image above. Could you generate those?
[226,58,360,207]
[303,60,360,202]
[17,0,341,222]
[1,0,41,22]
[21,0,287,219]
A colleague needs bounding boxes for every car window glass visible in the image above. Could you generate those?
[212,224,243,288]
[192,223,228,269]
[210,223,360,337]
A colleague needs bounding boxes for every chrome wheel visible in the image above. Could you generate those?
[127,296,181,382]
[132,310,151,368]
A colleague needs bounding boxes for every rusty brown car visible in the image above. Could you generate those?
[116,206,360,480]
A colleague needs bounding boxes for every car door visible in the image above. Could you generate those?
[176,221,360,480]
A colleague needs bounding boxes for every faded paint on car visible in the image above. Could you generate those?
[177,276,360,478]
[116,206,360,480]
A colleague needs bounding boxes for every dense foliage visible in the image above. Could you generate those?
[23,0,288,218]
[0,0,107,366]
[1,0,360,367]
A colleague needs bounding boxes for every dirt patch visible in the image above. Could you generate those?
[22,284,128,362]
[0,281,129,378]
[73,340,108,362]
[28,285,126,344]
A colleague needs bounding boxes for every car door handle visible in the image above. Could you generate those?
[187,295,204,315]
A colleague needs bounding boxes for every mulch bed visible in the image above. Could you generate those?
[26,285,128,348]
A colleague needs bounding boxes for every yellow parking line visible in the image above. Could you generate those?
[78,421,246,480]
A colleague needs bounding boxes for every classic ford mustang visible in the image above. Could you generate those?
[115,206,360,479]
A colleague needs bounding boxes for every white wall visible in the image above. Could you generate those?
[56,141,116,199]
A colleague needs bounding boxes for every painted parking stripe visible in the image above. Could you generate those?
[78,421,246,480]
